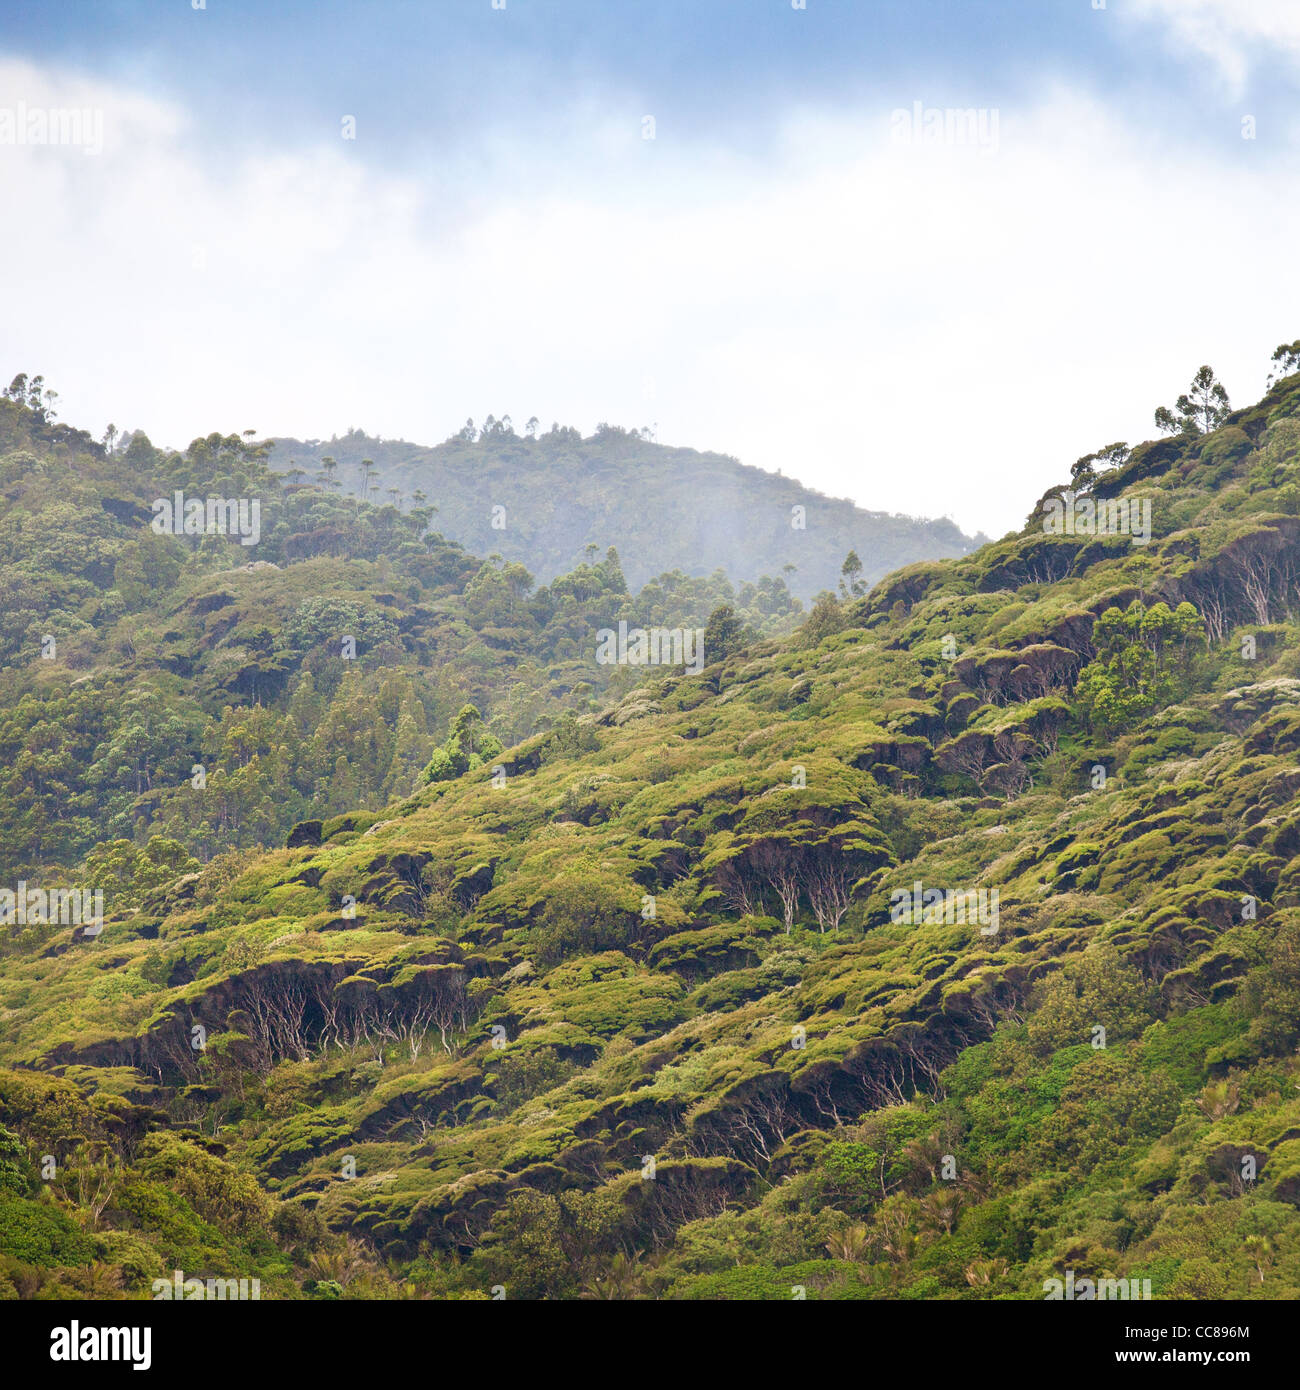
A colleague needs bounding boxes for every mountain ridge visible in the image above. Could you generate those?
[269,423,984,599]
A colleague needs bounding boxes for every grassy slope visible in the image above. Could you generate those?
[0,406,802,877]
[2,377,1300,1299]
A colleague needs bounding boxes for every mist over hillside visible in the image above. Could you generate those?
[271,421,983,600]
[0,386,808,880]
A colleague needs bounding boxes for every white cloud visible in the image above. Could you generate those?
[1127,0,1300,92]
[0,56,1295,542]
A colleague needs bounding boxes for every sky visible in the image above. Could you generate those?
[2,0,1299,538]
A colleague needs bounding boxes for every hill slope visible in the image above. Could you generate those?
[270,423,982,599]
[0,396,801,879]
[2,369,1300,1300]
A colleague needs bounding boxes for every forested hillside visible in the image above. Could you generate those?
[3,361,1300,1301]
[271,421,981,599]
[0,380,800,880]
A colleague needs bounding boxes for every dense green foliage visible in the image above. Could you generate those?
[3,361,1300,1300]
[0,396,801,877]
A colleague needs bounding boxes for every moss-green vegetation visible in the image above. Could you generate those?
[3,364,1300,1299]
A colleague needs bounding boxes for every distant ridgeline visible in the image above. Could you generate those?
[270,421,982,599]
[0,387,806,878]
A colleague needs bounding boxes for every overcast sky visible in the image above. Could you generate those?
[2,0,1299,537]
